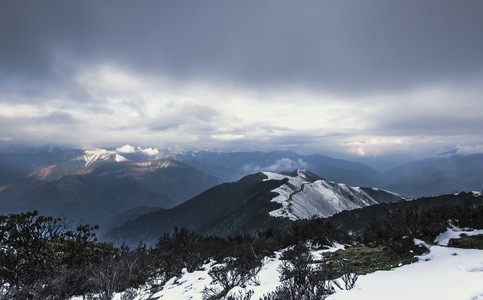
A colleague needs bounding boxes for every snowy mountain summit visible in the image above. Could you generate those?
[264,169,401,220]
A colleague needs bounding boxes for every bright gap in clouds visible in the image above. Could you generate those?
[1,64,482,160]
[70,65,375,148]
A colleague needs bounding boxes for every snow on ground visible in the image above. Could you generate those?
[233,242,345,299]
[328,244,483,300]
[106,243,344,300]
[78,230,483,300]
[434,224,483,246]
[144,266,213,299]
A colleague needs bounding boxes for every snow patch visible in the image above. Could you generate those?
[83,149,116,167]
[328,246,483,300]
[434,225,483,246]
[115,154,129,163]
[262,171,289,181]
[138,160,174,169]
[150,266,213,299]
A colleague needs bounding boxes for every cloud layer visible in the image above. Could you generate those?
[1,0,483,160]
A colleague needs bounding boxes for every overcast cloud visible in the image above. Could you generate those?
[1,0,482,162]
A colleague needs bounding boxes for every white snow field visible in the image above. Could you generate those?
[328,244,483,300]
[329,227,483,300]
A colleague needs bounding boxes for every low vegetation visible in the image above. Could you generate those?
[1,193,482,299]
[448,234,483,249]
[323,243,421,275]
[0,211,117,299]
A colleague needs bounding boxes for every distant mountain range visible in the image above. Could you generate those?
[173,149,385,187]
[382,154,483,197]
[0,147,221,225]
[174,149,483,197]
[1,145,482,230]
[106,169,404,244]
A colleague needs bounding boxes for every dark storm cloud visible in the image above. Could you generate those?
[95,0,483,93]
[0,1,94,76]
[2,0,482,95]
[41,111,78,124]
[0,0,99,105]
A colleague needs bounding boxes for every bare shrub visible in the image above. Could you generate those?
[203,258,261,300]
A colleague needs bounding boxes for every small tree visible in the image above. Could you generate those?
[331,259,358,291]
[0,211,117,299]
[0,211,68,289]
[271,243,335,299]
[203,257,261,300]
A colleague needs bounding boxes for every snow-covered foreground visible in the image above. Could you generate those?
[330,227,483,300]
[102,243,344,300]
[74,228,483,300]
[328,245,483,300]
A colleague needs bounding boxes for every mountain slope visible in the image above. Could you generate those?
[106,172,287,243]
[326,191,483,237]
[106,169,403,244]
[9,168,175,225]
[0,147,83,188]
[0,149,222,225]
[264,170,398,221]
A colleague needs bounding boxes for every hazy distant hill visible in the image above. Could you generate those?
[0,147,82,186]
[174,150,385,187]
[177,150,483,198]
[382,153,483,197]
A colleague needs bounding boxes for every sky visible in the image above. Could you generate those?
[1,0,483,164]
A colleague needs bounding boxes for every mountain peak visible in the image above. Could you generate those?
[82,149,129,167]
[263,169,322,183]
[263,169,397,221]
[106,168,404,243]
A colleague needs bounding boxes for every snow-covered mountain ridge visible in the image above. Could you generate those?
[106,168,405,243]
[82,148,129,167]
[264,169,401,220]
